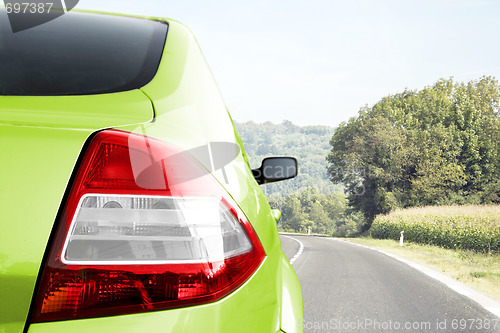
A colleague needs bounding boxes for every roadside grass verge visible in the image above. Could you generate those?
[346,237,500,301]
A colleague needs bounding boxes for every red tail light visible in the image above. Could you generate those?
[32,130,265,322]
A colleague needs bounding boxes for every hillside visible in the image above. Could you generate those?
[234,120,340,199]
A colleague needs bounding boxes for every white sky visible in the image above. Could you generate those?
[80,0,500,127]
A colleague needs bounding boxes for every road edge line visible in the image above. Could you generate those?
[282,235,304,265]
[337,239,500,319]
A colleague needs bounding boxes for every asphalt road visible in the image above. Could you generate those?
[280,234,500,333]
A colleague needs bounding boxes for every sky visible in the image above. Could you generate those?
[79,0,500,127]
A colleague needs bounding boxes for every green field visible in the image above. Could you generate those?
[371,205,500,253]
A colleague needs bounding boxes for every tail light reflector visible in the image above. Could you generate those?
[32,130,265,322]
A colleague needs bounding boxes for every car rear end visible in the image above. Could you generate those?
[0,9,302,333]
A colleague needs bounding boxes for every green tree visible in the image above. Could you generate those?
[327,77,500,229]
[308,200,331,234]
[281,195,308,232]
[277,187,366,236]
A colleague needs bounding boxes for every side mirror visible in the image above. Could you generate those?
[252,157,297,185]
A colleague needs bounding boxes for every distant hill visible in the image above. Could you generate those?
[234,120,341,199]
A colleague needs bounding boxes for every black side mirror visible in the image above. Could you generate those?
[252,157,297,185]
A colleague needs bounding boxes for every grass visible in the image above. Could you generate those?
[345,237,500,301]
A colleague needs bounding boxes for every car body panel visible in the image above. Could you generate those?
[0,13,303,333]
[280,256,304,333]
[0,125,95,333]
[0,90,154,129]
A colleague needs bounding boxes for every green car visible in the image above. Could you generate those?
[0,9,303,333]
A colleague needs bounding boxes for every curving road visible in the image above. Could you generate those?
[280,234,500,333]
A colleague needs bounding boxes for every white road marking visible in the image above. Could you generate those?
[337,239,500,319]
[282,235,304,265]
[61,0,68,12]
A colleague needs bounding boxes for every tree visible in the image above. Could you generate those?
[281,195,308,232]
[308,200,330,234]
[327,77,500,229]
[276,188,366,236]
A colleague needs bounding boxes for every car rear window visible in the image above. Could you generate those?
[0,11,168,95]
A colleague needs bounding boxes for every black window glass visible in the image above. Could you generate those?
[0,11,168,95]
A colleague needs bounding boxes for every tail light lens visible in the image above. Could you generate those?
[32,130,265,322]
